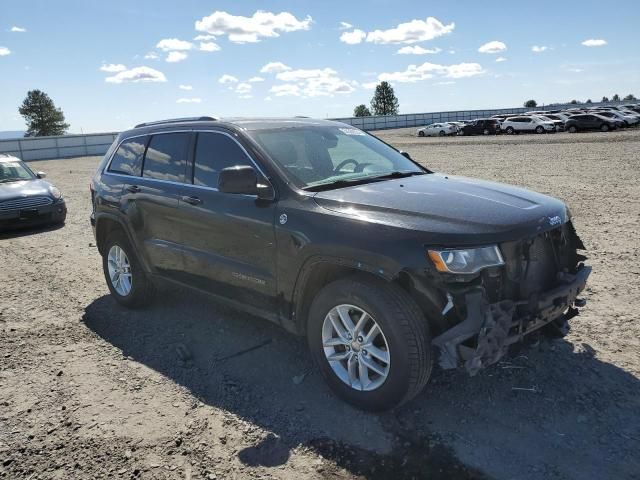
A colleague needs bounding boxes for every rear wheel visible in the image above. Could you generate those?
[439,130,446,137]
[535,126,544,134]
[505,126,515,135]
[568,125,578,133]
[102,231,155,308]
[307,276,432,411]
[418,131,425,137]
[483,128,490,135]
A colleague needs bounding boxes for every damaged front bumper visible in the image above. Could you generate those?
[432,265,591,375]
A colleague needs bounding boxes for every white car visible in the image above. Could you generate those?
[417,122,458,137]
[501,116,556,134]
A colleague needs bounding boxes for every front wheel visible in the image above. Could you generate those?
[307,276,432,411]
[439,130,446,137]
[505,126,515,135]
[600,124,610,132]
[535,126,544,134]
[102,231,155,308]
[418,131,425,137]
[568,125,578,133]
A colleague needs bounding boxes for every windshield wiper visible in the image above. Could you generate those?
[303,170,426,192]
[0,178,21,184]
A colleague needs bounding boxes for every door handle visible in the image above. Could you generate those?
[181,195,202,206]
[126,185,140,193]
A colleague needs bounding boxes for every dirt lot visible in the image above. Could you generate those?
[1,128,639,480]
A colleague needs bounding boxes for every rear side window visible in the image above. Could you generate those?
[193,132,253,188]
[108,137,147,176]
[143,133,189,182]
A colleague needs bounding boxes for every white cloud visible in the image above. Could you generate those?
[270,84,301,97]
[531,45,548,53]
[340,29,366,45]
[156,38,194,51]
[144,52,159,60]
[100,63,126,73]
[478,41,506,54]
[339,22,353,30]
[582,39,607,47]
[199,42,221,52]
[362,82,378,89]
[365,17,454,45]
[195,10,312,44]
[377,61,484,83]
[276,68,337,82]
[176,97,202,103]
[236,82,252,94]
[260,61,291,73]
[495,57,507,62]
[105,66,167,84]
[218,74,238,84]
[397,45,441,55]
[179,84,193,90]
[166,51,188,63]
[264,96,273,101]
[435,81,455,85]
[0,46,10,56]
[194,34,217,41]
[248,76,265,82]
[10,26,26,33]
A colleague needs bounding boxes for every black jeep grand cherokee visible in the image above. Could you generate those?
[91,116,590,411]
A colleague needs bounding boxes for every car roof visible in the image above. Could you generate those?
[122,117,349,137]
[0,154,21,163]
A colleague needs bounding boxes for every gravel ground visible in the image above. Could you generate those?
[1,128,639,480]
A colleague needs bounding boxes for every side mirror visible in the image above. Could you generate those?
[400,151,412,160]
[218,165,274,200]
[36,171,46,178]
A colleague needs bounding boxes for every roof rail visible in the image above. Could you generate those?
[134,116,217,128]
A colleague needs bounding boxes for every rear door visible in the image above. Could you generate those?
[178,130,278,311]
[125,131,191,278]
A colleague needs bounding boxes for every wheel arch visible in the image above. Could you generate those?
[94,213,150,272]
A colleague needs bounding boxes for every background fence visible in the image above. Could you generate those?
[0,101,631,161]
[0,132,118,161]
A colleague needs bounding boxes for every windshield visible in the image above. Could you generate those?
[248,126,426,190]
[0,161,35,183]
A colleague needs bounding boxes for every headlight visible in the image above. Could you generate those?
[428,245,504,274]
[49,186,62,200]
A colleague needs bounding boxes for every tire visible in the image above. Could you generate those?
[505,126,515,135]
[102,230,155,308]
[483,128,490,135]
[535,126,544,134]
[568,125,578,133]
[418,131,425,137]
[600,124,610,132]
[439,130,446,137]
[307,275,432,411]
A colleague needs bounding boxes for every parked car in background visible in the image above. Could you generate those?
[417,122,458,137]
[0,154,66,231]
[501,116,556,134]
[534,115,565,132]
[589,110,631,128]
[458,118,501,135]
[90,116,590,411]
[565,113,618,133]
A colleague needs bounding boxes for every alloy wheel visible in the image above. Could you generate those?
[321,304,391,391]
[107,245,132,296]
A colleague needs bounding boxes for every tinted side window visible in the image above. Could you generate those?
[108,137,147,176]
[193,132,253,188]
[143,133,189,182]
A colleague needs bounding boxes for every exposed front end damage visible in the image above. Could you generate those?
[431,221,591,374]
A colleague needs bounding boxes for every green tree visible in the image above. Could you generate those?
[353,104,372,117]
[612,94,620,102]
[623,94,637,101]
[370,81,399,116]
[524,99,537,108]
[19,90,69,137]
[586,99,592,104]
[569,99,579,104]
[601,96,609,102]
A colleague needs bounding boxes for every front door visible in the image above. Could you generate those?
[178,130,278,312]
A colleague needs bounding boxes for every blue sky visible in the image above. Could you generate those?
[1,0,639,133]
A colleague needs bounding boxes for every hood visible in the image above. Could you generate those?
[313,174,568,245]
[0,179,53,202]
